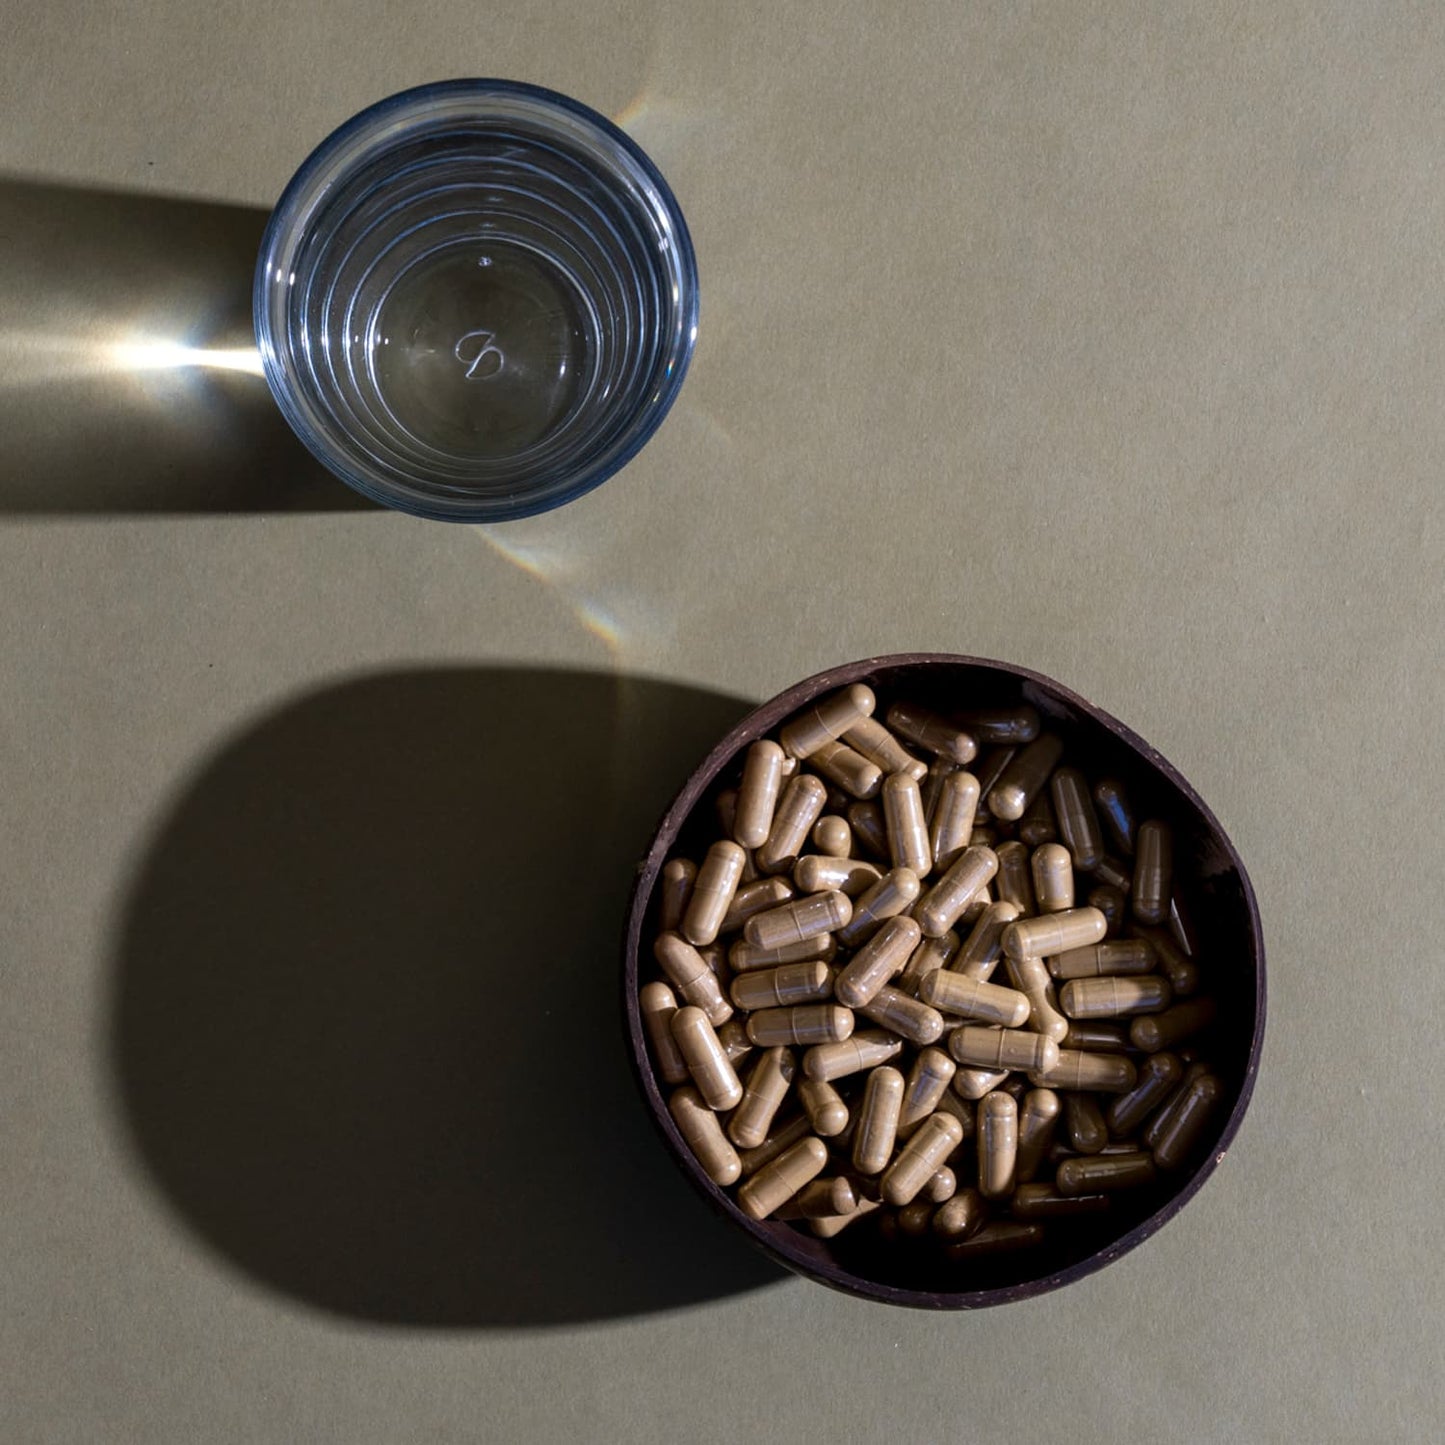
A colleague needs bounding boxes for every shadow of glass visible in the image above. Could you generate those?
[107,667,786,1326]
[0,176,365,513]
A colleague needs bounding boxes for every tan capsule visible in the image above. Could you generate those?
[859,984,945,1046]
[744,889,852,950]
[639,981,689,1085]
[1031,842,1075,914]
[1129,923,1200,997]
[798,1077,850,1136]
[811,814,852,858]
[698,942,730,995]
[1049,766,1104,872]
[931,1187,987,1241]
[668,1086,742,1185]
[834,914,921,1008]
[881,771,932,876]
[926,1165,958,1203]
[737,1112,812,1176]
[803,1029,904,1082]
[843,716,927,780]
[845,800,889,861]
[779,684,876,760]
[1063,1020,1131,1052]
[882,1112,966,1205]
[716,1018,754,1066]
[1129,996,1217,1052]
[681,840,746,946]
[720,876,794,934]
[896,1047,958,1135]
[1150,1072,1224,1168]
[918,970,1030,1027]
[951,1066,1009,1100]
[746,1003,855,1047]
[1062,975,1172,1020]
[950,1024,1059,1074]
[852,1065,906,1175]
[977,1092,1018,1199]
[993,840,1035,916]
[1030,1047,1137,1093]
[1049,939,1155,980]
[733,740,787,849]
[729,960,834,1011]
[1093,777,1136,856]
[659,858,698,933]
[1106,1052,1184,1136]
[794,1176,859,1219]
[885,701,978,763]
[1011,1182,1112,1219]
[987,733,1064,821]
[809,738,883,799]
[671,1006,743,1111]
[920,755,958,822]
[653,931,733,1026]
[955,900,1022,980]
[1002,907,1107,961]
[1088,884,1128,937]
[836,868,922,948]
[809,1196,882,1238]
[927,769,982,872]
[728,933,836,972]
[728,1046,797,1149]
[896,929,959,998]
[738,1136,829,1219]
[1132,820,1173,925]
[1018,788,1059,847]
[916,845,999,938]
[1015,1087,1061,1183]
[1056,1150,1157,1195]
[755,772,828,875]
[793,854,883,897]
[1063,1092,1109,1154]
[1007,954,1069,1043]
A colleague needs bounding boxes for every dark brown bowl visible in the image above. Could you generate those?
[622,654,1265,1308]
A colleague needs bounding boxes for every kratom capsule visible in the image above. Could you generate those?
[886,702,979,763]
[640,981,690,1085]
[920,756,958,822]
[1063,1092,1109,1154]
[859,984,946,1046]
[843,716,927,780]
[716,1018,754,1065]
[977,1092,1018,1199]
[779,684,876,760]
[1050,766,1105,872]
[1031,842,1075,913]
[955,900,1022,980]
[1150,1072,1223,1168]
[809,1197,882,1238]
[1061,975,1173,1020]
[925,1165,958,1204]
[1129,923,1201,997]
[1062,1020,1131,1052]
[793,854,882,896]
[836,869,922,948]
[737,1112,813,1175]
[881,771,932,876]
[1007,954,1069,1043]
[728,1046,797,1149]
[835,914,922,1008]
[730,961,834,1011]
[669,1086,742,1185]
[973,746,1017,803]
[1049,938,1155,980]
[1018,789,1059,847]
[733,740,787,849]
[932,1187,987,1241]
[928,770,982,871]
[1056,1150,1156,1195]
[653,931,733,1025]
[809,738,884,799]
[720,877,793,934]
[1132,820,1173,925]
[728,933,836,972]
[1031,1047,1137,1093]
[803,1030,905,1081]
[659,859,697,933]
[951,1066,1009,1100]
[896,930,959,997]
[918,970,1030,1027]
[897,1047,958,1134]
[746,1003,855,1047]
[755,773,828,874]
[1015,1087,1061,1183]
[799,1077,850,1136]
[987,734,1064,821]
[1003,907,1108,961]
[897,1200,935,1236]
[682,839,747,946]
[1106,1052,1184,1136]
[794,1176,859,1219]
[1011,1183,1111,1219]
[916,845,999,938]
[672,1006,744,1110]
[993,841,1035,916]
[1093,777,1136,856]
[852,1065,906,1175]
[950,1024,1060,1074]
[745,889,853,950]
[812,814,853,858]
[882,1111,966,1205]
[845,800,890,860]
[932,1087,980,1141]
[1129,996,1217,1052]
[957,706,1040,746]
[738,1136,829,1219]
[1088,885,1128,937]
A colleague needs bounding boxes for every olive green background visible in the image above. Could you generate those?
[3,3,1441,1440]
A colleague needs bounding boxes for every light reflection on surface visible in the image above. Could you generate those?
[0,329,264,388]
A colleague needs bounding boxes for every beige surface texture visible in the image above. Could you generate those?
[3,2,1442,1441]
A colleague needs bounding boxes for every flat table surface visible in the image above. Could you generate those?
[4,4,1442,1441]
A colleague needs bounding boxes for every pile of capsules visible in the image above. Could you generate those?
[640,683,1225,1258]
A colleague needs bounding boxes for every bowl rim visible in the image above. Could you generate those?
[253,77,699,522]
[622,652,1267,1308]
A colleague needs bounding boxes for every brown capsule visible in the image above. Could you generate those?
[733,740,787,849]
[653,931,733,1026]
[755,773,828,875]
[951,1024,1059,1074]
[951,1066,1009,1100]
[881,771,932,876]
[932,1088,980,1142]
[745,889,853,950]
[1129,923,1200,997]
[886,702,978,763]
[720,876,794,934]
[728,1046,797,1149]
[793,854,883,897]
[794,1176,859,1219]
[1129,996,1217,1052]
[896,929,959,998]
[1030,1048,1137,1093]
[928,770,982,872]
[659,858,698,933]
[1018,789,1059,847]
[1003,907,1108,961]
[1132,820,1173,925]
[1062,975,1173,1020]
[802,1029,905,1082]
[1049,939,1155,980]
[977,1092,1018,1199]
[1056,1150,1156,1195]
[1090,854,1133,893]
[809,738,884,799]
[798,1077,850,1136]
[1015,1087,1061,1183]
[1011,1183,1112,1219]
[882,1112,966,1205]
[811,814,853,858]
[897,1047,958,1135]
[1093,777,1136,856]
[746,1003,855,1048]
[843,716,927,780]
[896,1200,935,1236]
[728,933,836,972]
[836,867,922,947]
[916,845,999,938]
[809,1196,882,1238]
[669,1086,742,1186]
[834,914,922,1008]
[715,788,739,837]
[698,942,730,994]
[845,800,890,861]
[779,684,877,760]
[1031,842,1075,914]
[730,960,834,1011]
[972,746,1017,805]
[1063,1093,1109,1154]
[993,841,1036,916]
[926,1166,958,1204]
[957,707,1040,746]
[860,983,946,1047]
[852,1066,906,1175]
[1106,1052,1184,1136]
[738,1136,829,1219]
[1050,766,1105,873]
[932,1186,988,1241]
[955,900,1022,980]
[987,734,1064,821]
[1006,954,1069,1043]
[737,1112,812,1176]
[716,1018,754,1065]
[1088,885,1128,937]
[919,970,1030,1028]
[639,981,689,1085]
[1150,1072,1224,1168]
[681,839,747,946]
[1063,1020,1131,1052]
[671,1006,744,1111]
[920,755,958,822]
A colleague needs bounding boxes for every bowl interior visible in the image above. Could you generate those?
[623,654,1265,1307]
